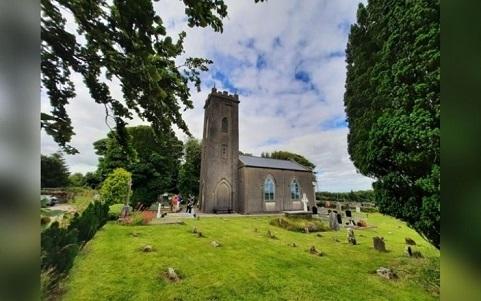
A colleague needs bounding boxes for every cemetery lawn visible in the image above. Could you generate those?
[63,213,439,301]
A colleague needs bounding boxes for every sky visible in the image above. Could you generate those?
[41,0,374,192]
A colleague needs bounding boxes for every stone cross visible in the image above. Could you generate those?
[301,193,309,212]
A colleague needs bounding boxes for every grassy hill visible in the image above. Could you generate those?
[62,213,439,301]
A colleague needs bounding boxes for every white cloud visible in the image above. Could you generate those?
[41,0,374,191]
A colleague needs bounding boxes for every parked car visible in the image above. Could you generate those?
[41,195,58,207]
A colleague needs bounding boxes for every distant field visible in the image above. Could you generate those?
[63,213,439,301]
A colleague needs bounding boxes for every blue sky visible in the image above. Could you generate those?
[41,0,374,192]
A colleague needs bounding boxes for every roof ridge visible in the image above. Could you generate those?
[238,155,310,171]
[239,154,292,162]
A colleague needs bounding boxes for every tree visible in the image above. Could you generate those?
[264,151,316,170]
[178,138,202,197]
[41,152,70,188]
[99,168,132,206]
[94,126,183,207]
[84,171,101,189]
[344,0,440,248]
[68,172,85,187]
[41,0,264,154]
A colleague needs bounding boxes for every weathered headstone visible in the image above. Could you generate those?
[267,230,278,239]
[336,213,342,224]
[312,206,318,214]
[356,206,361,213]
[373,236,387,252]
[167,267,180,282]
[120,205,130,218]
[347,228,357,245]
[345,210,352,218]
[309,245,325,256]
[405,245,423,258]
[142,245,153,252]
[329,211,339,231]
[376,267,397,279]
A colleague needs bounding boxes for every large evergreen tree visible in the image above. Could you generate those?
[344,0,440,248]
[41,152,70,188]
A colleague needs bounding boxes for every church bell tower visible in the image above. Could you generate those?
[199,88,239,213]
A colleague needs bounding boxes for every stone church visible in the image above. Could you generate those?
[199,88,316,214]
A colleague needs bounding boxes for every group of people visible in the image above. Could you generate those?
[169,194,197,215]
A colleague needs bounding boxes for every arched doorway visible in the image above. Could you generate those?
[215,180,231,210]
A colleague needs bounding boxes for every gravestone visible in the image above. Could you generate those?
[376,267,396,279]
[167,267,180,282]
[373,236,387,252]
[312,206,318,214]
[211,240,221,248]
[329,211,339,231]
[120,205,130,218]
[345,210,352,218]
[356,206,361,213]
[336,213,342,224]
[405,245,423,258]
[267,230,278,239]
[347,228,357,245]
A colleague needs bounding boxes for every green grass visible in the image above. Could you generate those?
[68,188,96,212]
[63,213,439,301]
[269,216,330,232]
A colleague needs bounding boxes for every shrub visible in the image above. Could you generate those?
[41,216,51,225]
[130,211,145,225]
[41,201,109,296]
[40,268,57,301]
[68,201,109,243]
[270,217,329,233]
[41,222,79,274]
[108,203,131,220]
[99,168,132,205]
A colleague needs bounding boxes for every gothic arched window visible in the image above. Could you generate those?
[221,117,228,133]
[264,176,275,201]
[290,179,301,200]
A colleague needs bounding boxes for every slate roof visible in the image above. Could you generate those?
[238,155,311,172]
